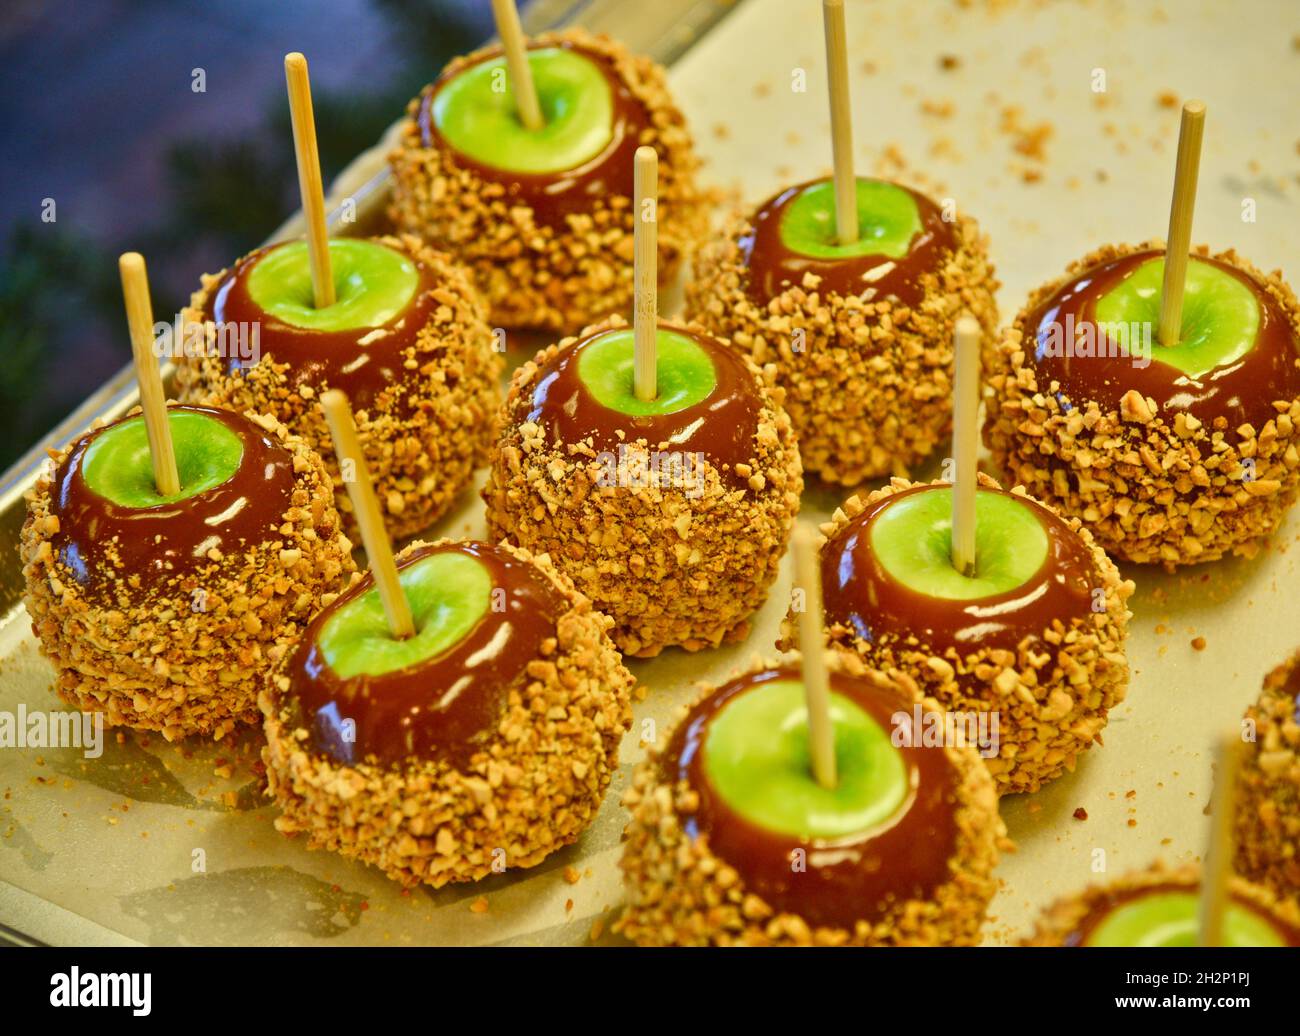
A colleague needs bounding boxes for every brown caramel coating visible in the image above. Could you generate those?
[286,541,564,770]
[202,240,445,411]
[20,406,356,741]
[175,233,502,540]
[389,28,708,335]
[261,539,635,888]
[482,314,802,658]
[48,405,296,603]
[821,482,1098,657]
[685,182,998,486]
[1021,863,1300,946]
[521,322,761,491]
[781,475,1133,795]
[1024,249,1300,430]
[616,651,1004,946]
[741,179,956,309]
[1234,649,1300,899]
[983,241,1300,568]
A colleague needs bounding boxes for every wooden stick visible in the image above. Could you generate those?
[491,0,543,131]
[792,524,837,790]
[284,52,335,309]
[822,0,857,245]
[950,315,981,576]
[633,145,658,402]
[1158,100,1206,347]
[1198,728,1243,947]
[320,390,415,640]
[118,252,180,497]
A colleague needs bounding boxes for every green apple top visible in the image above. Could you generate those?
[702,676,908,839]
[244,240,418,333]
[1028,249,1300,429]
[741,177,957,304]
[1080,888,1298,947]
[284,542,565,769]
[525,323,764,490]
[208,237,435,408]
[821,483,1099,654]
[417,40,652,228]
[48,405,297,599]
[432,47,615,175]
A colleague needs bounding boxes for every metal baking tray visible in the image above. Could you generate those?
[2,0,1298,946]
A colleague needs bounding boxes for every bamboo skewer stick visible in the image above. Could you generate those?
[950,316,982,577]
[491,0,544,132]
[284,52,335,309]
[321,390,415,640]
[822,0,857,245]
[792,524,837,790]
[1158,100,1206,347]
[1198,729,1243,947]
[633,145,658,402]
[118,252,180,497]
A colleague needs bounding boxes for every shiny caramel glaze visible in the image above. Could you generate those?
[285,541,564,770]
[205,239,439,411]
[523,321,763,490]
[821,484,1099,656]
[739,178,956,307]
[1025,249,1300,429]
[50,405,296,604]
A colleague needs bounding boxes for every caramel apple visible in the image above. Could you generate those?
[21,403,353,740]
[984,103,1300,567]
[687,176,997,485]
[388,27,706,334]
[482,315,802,656]
[176,234,501,538]
[984,243,1300,567]
[684,2,995,485]
[783,475,1133,794]
[260,539,633,886]
[616,652,1003,946]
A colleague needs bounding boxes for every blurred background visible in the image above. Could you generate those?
[0,0,503,471]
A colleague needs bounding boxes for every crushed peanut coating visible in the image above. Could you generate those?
[685,200,998,485]
[1234,650,1300,901]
